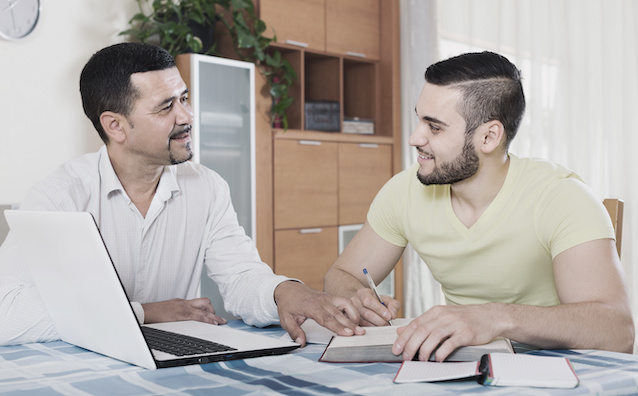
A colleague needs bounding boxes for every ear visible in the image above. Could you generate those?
[477,120,505,154]
[99,111,128,144]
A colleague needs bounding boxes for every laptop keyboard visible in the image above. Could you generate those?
[142,326,238,357]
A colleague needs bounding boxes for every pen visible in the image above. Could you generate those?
[362,268,394,325]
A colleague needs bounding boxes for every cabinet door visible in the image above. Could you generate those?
[177,54,256,321]
[338,143,392,225]
[275,227,338,290]
[260,0,326,51]
[326,0,380,60]
[274,139,338,229]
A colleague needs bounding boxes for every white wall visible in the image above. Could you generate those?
[0,0,139,205]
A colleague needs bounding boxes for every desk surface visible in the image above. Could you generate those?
[2,320,638,395]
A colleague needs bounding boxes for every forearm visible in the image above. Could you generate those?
[0,285,60,345]
[324,221,404,300]
[495,301,634,353]
[323,266,366,298]
[205,228,289,327]
[217,267,288,327]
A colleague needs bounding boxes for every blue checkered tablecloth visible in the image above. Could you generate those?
[1,320,638,395]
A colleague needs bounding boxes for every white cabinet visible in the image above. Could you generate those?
[176,54,255,319]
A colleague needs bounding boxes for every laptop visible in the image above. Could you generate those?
[4,210,300,369]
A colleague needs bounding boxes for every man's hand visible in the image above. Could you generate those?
[350,288,400,327]
[393,304,501,362]
[142,298,227,325]
[274,281,365,346]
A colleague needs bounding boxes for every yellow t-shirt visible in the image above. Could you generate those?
[367,154,615,307]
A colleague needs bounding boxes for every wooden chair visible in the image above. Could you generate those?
[603,198,624,258]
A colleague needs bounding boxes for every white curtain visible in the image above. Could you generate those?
[399,0,638,338]
[399,0,444,318]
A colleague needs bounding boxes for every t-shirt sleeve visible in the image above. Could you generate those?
[535,176,616,259]
[367,171,410,248]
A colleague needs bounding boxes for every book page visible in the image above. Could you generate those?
[394,361,480,383]
[327,325,400,348]
[281,318,413,345]
[487,353,579,388]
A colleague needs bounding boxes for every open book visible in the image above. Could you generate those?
[319,324,513,363]
[394,353,579,389]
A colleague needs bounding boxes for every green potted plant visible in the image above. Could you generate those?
[120,0,296,129]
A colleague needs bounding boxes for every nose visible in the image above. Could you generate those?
[408,121,428,147]
[176,100,194,125]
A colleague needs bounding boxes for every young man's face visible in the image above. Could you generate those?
[409,82,479,185]
[124,67,194,166]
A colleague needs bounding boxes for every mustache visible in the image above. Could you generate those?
[169,125,192,139]
[417,148,433,157]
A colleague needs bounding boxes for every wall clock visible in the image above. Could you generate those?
[0,0,40,40]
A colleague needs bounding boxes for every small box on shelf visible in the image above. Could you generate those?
[305,101,340,132]
[343,117,374,134]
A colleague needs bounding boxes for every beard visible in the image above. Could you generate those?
[168,125,194,165]
[417,136,479,185]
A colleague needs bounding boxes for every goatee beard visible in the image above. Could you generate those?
[168,125,194,165]
[169,142,193,165]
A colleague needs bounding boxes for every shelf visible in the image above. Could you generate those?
[267,43,384,135]
[255,0,403,313]
[273,129,393,144]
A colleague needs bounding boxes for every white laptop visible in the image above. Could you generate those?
[4,210,299,369]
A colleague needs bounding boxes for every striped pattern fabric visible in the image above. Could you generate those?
[1,320,638,395]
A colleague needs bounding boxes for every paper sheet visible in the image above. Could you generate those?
[487,353,579,388]
[280,318,413,344]
[394,361,479,383]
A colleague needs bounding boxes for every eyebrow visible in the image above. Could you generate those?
[156,88,189,110]
[414,106,449,127]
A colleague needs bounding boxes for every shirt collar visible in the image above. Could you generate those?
[157,166,181,202]
[98,146,124,197]
[98,145,181,203]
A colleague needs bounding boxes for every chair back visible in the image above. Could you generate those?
[603,198,624,258]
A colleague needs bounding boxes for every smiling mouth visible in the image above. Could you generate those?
[417,149,434,160]
[171,132,190,140]
[170,126,192,140]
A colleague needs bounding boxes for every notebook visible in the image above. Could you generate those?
[4,210,300,369]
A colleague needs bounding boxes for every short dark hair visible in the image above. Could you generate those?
[425,51,525,148]
[79,42,176,143]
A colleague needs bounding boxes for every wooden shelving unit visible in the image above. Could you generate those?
[211,0,403,312]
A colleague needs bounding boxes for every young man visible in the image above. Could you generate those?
[324,51,634,361]
[0,42,363,346]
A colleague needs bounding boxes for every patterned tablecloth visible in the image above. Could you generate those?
[1,320,638,395]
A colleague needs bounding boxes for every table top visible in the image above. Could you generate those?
[2,320,638,395]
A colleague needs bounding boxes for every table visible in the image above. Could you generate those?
[2,320,638,395]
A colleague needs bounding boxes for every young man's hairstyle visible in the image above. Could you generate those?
[425,51,526,148]
[79,42,176,143]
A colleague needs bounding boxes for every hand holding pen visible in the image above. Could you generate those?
[363,268,394,325]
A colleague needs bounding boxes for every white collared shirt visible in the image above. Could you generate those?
[0,146,288,345]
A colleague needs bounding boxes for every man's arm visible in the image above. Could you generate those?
[393,238,635,361]
[323,221,404,326]
[273,280,364,345]
[0,234,59,345]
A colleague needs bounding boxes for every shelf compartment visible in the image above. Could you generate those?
[343,58,379,132]
[304,52,341,121]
